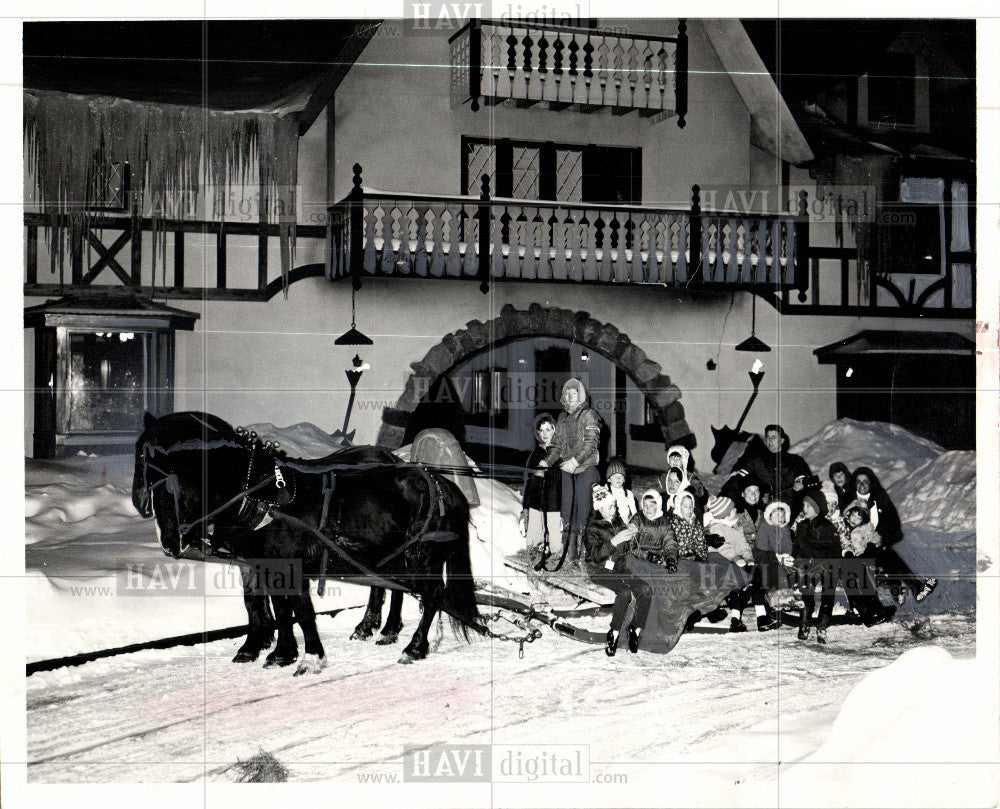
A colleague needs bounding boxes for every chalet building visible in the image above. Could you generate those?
[22,18,976,471]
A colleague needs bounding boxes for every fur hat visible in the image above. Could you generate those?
[606,457,627,481]
[703,495,737,527]
[763,500,791,526]
[592,483,614,509]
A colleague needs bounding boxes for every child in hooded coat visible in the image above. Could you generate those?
[756,500,795,591]
[625,489,679,567]
[669,488,709,562]
[842,500,882,558]
[663,444,708,518]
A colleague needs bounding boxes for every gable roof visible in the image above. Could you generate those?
[699,20,813,165]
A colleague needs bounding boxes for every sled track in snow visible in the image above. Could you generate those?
[25,605,364,677]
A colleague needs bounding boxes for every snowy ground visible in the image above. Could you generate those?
[18,419,996,802]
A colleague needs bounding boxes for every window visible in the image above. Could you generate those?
[88,157,130,211]
[462,137,641,204]
[858,51,929,132]
[469,367,508,429]
[66,330,149,432]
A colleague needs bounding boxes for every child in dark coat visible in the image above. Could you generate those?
[625,489,679,569]
[792,493,842,644]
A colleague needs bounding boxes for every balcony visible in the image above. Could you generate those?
[327,166,806,293]
[449,19,687,125]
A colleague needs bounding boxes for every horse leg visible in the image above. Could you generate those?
[263,595,299,668]
[233,569,275,663]
[293,588,327,676]
[399,597,438,664]
[376,589,405,646]
[350,587,386,641]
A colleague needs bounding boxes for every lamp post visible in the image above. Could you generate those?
[340,354,370,443]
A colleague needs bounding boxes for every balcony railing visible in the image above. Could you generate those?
[327,165,806,293]
[449,19,687,125]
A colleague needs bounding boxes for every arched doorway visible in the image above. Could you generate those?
[376,304,695,467]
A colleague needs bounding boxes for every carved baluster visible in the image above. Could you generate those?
[676,214,687,283]
[611,42,625,108]
[489,28,503,101]
[567,34,579,103]
[521,31,534,101]
[741,219,752,281]
[553,35,564,103]
[757,219,768,283]
[581,213,597,280]
[727,217,738,282]
[597,37,610,106]
[380,206,396,273]
[641,48,654,110]
[506,26,519,91]
[538,211,554,280]
[522,208,538,280]
[549,209,565,280]
[429,206,446,277]
[614,215,629,282]
[595,213,610,281]
[773,220,783,284]
[363,204,378,272]
[414,204,429,276]
[568,210,583,282]
[507,210,523,279]
[463,203,479,277]
[631,217,646,281]
[583,36,595,105]
[396,207,413,274]
[491,207,505,278]
[626,44,639,108]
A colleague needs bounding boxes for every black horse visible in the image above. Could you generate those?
[132,412,483,668]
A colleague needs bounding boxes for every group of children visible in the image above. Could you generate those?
[521,429,930,654]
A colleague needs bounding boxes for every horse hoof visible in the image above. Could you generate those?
[375,633,399,646]
[293,654,328,676]
[350,627,374,641]
[232,649,260,663]
[263,654,298,668]
[397,652,417,664]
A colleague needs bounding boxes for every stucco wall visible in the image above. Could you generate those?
[162,279,970,473]
[333,19,753,206]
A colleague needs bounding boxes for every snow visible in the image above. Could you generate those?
[18,418,993,796]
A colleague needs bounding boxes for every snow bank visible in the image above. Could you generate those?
[768,646,998,807]
[792,418,942,489]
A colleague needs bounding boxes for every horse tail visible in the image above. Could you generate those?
[439,492,485,642]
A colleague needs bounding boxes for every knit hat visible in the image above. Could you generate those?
[592,483,614,509]
[763,500,791,526]
[703,495,737,527]
[802,493,827,518]
[606,458,627,481]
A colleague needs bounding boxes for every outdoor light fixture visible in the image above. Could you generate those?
[846,367,854,378]
[337,354,370,444]
[734,296,771,353]
[334,286,373,346]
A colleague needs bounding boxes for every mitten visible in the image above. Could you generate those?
[665,557,678,573]
[705,534,725,549]
[843,550,854,558]
[863,542,878,558]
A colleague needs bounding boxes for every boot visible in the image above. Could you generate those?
[729,618,748,633]
[684,611,702,633]
[815,625,827,644]
[605,629,619,657]
[797,609,812,640]
[757,615,778,632]
[863,603,896,627]
[915,578,938,603]
[706,607,728,624]
[627,625,640,653]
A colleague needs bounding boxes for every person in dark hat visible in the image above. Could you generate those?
[731,424,813,513]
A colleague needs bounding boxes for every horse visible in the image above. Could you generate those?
[133,411,484,668]
[132,412,415,659]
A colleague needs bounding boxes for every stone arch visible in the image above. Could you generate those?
[376,303,695,452]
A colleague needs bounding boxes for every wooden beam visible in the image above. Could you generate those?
[297,22,381,136]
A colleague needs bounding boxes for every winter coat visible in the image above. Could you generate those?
[582,511,629,573]
[627,512,678,564]
[523,445,562,512]
[846,522,882,557]
[543,379,602,473]
[753,520,793,591]
[736,510,757,547]
[705,520,754,566]
[734,434,812,503]
[669,498,709,562]
[792,494,842,562]
[851,466,903,546]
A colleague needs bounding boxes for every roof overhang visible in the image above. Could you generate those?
[814,329,974,363]
[700,20,814,165]
[24,292,200,331]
